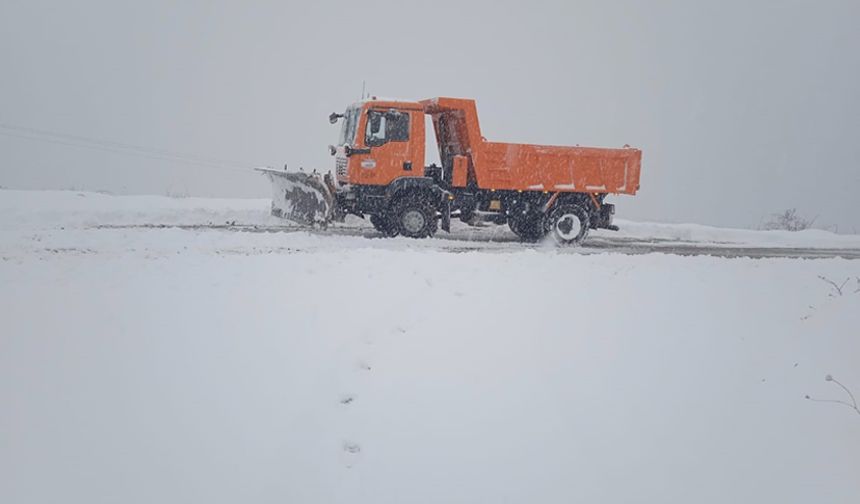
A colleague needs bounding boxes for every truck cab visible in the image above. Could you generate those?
[333,99,427,188]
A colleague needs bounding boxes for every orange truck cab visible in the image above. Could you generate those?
[328,97,641,244]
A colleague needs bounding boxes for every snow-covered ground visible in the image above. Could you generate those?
[1,189,859,503]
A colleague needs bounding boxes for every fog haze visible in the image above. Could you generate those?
[1,0,858,230]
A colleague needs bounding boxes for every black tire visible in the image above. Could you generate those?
[508,212,547,242]
[507,216,520,236]
[370,213,398,237]
[549,204,590,245]
[392,194,438,238]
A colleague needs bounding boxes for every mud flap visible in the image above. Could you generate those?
[257,168,335,226]
[441,200,451,232]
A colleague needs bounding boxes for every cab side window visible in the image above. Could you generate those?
[387,111,409,142]
[366,110,410,146]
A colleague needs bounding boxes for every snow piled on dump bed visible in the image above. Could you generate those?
[1,189,858,503]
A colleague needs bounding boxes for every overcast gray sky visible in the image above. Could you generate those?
[1,0,858,230]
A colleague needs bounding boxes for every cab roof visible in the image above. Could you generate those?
[350,97,479,113]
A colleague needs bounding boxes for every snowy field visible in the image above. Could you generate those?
[2,190,859,503]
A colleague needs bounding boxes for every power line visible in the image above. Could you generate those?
[0,129,253,174]
[0,122,254,169]
[0,122,260,175]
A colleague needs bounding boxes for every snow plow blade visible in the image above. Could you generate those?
[257,168,335,226]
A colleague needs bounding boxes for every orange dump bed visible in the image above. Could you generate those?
[421,97,641,195]
[480,142,641,194]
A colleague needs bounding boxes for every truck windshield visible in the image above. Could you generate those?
[337,107,360,146]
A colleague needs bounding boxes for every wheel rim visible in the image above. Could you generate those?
[402,210,426,234]
[555,213,582,241]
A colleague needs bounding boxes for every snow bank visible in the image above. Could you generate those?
[0,189,277,229]
[605,218,860,249]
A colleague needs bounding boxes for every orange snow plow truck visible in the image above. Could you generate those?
[260,97,641,245]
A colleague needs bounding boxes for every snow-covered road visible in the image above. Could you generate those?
[2,190,859,504]
[2,189,860,260]
[82,222,860,259]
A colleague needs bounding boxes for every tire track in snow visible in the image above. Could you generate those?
[87,223,860,259]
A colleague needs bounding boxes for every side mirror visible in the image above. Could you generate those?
[329,112,343,124]
[328,145,336,156]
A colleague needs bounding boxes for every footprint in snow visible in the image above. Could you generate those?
[341,441,362,468]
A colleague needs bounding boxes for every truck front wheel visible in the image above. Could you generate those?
[392,195,438,239]
[549,204,590,245]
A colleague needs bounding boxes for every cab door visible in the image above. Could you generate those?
[350,108,423,186]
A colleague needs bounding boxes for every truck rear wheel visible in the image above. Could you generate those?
[549,204,590,245]
[392,195,438,239]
